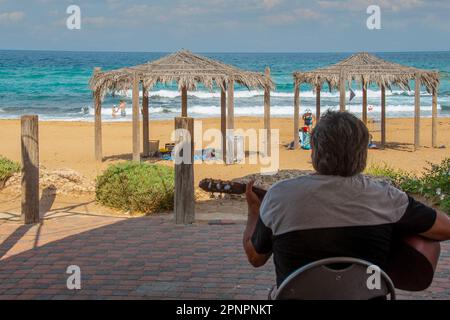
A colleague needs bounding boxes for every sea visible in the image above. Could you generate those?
[0,50,449,122]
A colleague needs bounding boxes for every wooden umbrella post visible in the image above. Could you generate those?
[132,72,141,162]
[316,84,321,123]
[21,115,40,224]
[181,87,188,117]
[221,84,227,163]
[414,75,421,150]
[293,82,300,150]
[339,75,346,112]
[264,67,271,157]
[142,84,150,158]
[93,67,102,162]
[381,85,386,149]
[226,79,235,164]
[432,87,438,148]
[362,78,368,125]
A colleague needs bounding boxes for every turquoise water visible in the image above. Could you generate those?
[0,50,449,121]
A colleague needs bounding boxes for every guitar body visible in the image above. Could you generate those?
[199,178,441,292]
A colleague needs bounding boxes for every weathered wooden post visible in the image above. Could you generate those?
[381,85,386,148]
[174,117,195,225]
[221,84,227,163]
[432,87,438,148]
[339,75,346,112]
[132,72,141,162]
[316,84,321,123]
[21,115,40,224]
[181,87,188,117]
[264,67,271,157]
[414,75,421,150]
[93,67,103,162]
[142,84,150,158]
[362,78,368,125]
[226,79,235,164]
[293,82,300,150]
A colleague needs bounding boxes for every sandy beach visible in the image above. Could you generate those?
[1,117,449,179]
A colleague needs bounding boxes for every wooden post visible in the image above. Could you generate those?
[264,67,271,157]
[316,84,321,123]
[174,117,195,225]
[142,84,150,158]
[414,75,421,150]
[181,87,188,117]
[132,73,140,162]
[381,85,386,149]
[339,75,346,112]
[362,79,368,125]
[226,79,235,164]
[432,87,438,148]
[93,67,102,162]
[293,82,300,150]
[221,84,227,163]
[21,115,40,224]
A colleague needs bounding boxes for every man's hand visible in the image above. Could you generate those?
[246,181,262,214]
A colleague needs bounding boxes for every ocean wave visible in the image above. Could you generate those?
[115,89,432,100]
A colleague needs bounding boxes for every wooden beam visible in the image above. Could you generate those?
[174,117,195,224]
[264,67,271,157]
[226,79,235,164]
[381,85,386,149]
[432,87,438,148]
[339,75,346,112]
[142,84,150,158]
[21,115,40,224]
[132,73,141,162]
[221,84,227,163]
[93,67,102,162]
[181,87,188,117]
[316,84,321,123]
[414,75,421,150]
[293,82,300,150]
[362,79,368,125]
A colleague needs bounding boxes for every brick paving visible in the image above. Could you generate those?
[0,215,449,300]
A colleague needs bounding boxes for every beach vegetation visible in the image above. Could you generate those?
[96,162,174,214]
[0,156,20,189]
[366,158,450,214]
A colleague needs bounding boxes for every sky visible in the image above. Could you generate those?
[0,0,449,52]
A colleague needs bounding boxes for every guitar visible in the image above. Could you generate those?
[199,178,441,292]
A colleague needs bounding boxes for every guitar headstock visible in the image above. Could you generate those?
[199,179,243,194]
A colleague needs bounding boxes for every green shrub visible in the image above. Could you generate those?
[366,158,449,214]
[0,156,20,188]
[96,162,175,214]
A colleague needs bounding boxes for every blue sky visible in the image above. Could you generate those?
[0,0,449,52]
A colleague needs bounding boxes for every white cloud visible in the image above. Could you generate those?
[0,11,25,24]
[261,0,284,9]
[264,8,323,25]
[317,0,424,12]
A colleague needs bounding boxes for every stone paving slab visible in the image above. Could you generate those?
[0,215,449,300]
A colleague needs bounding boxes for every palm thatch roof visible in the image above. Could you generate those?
[90,50,274,97]
[293,52,439,93]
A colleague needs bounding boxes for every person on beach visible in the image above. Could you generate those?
[243,110,450,299]
[112,105,119,117]
[119,100,126,117]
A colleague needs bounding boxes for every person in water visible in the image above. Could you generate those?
[119,100,126,117]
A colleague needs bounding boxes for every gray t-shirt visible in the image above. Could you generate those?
[252,174,437,286]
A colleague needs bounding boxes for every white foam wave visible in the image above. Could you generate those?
[116,89,431,100]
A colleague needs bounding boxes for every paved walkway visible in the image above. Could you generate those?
[0,215,449,300]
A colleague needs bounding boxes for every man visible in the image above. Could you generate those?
[244,111,450,297]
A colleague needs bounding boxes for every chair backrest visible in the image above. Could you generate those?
[274,257,396,300]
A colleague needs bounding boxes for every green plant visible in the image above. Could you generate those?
[96,162,175,214]
[0,156,20,189]
[366,158,450,214]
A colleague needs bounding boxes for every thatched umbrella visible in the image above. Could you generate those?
[90,50,274,162]
[293,52,440,150]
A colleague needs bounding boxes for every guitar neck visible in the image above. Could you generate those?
[199,179,268,201]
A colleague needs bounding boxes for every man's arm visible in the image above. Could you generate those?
[243,181,272,268]
[421,210,450,241]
